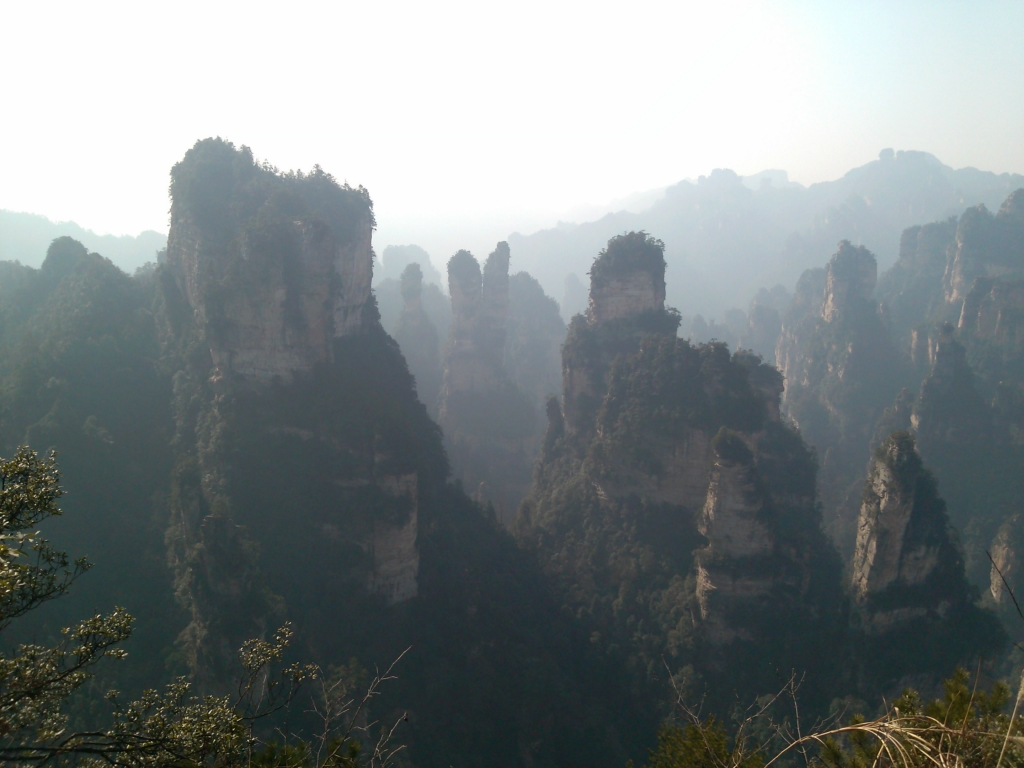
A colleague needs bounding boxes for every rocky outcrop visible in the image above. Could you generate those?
[876,217,958,348]
[822,244,876,322]
[562,232,674,438]
[959,276,1024,351]
[160,139,425,686]
[912,325,990,447]
[853,434,943,602]
[775,267,826,393]
[851,431,969,633]
[778,242,894,395]
[368,471,419,604]
[167,179,373,383]
[945,190,1024,305]
[587,270,664,323]
[989,515,1020,607]
[778,242,905,557]
[695,432,777,644]
[910,324,1022,584]
[481,241,511,352]
[440,248,502,399]
[587,232,666,323]
[519,232,843,704]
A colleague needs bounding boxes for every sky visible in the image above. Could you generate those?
[2,0,1023,269]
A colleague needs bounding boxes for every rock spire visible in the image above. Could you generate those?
[851,431,966,629]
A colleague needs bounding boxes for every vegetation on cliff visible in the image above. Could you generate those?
[0,142,654,767]
[2,143,1022,767]
[519,233,847,717]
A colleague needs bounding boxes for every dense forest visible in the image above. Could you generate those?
[2,139,1024,767]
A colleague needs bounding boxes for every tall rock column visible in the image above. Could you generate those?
[695,430,776,644]
[563,231,671,439]
[439,249,487,398]
[851,430,976,635]
[519,231,846,708]
[911,324,1010,583]
[394,263,442,412]
[161,139,423,688]
[849,431,1000,683]
[439,243,535,523]
[481,241,510,356]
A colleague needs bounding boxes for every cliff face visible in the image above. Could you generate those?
[160,139,426,685]
[586,231,666,324]
[842,187,1024,609]
[822,245,876,322]
[694,433,777,644]
[167,164,374,383]
[852,433,952,615]
[876,217,958,348]
[959,277,1024,344]
[153,142,654,767]
[848,431,1001,677]
[989,515,1021,607]
[945,191,1024,304]
[562,233,677,440]
[778,242,906,556]
[438,244,536,523]
[587,269,665,322]
[393,263,442,413]
[519,231,844,707]
[775,267,826,392]
[870,188,1024,386]
[440,249,500,397]
[367,469,420,604]
[910,325,1021,583]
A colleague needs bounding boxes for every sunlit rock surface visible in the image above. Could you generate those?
[168,195,373,383]
[851,432,967,634]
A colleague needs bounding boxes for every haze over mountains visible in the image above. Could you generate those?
[8,150,1021,326]
[511,150,1024,319]
[0,210,167,272]
[2,134,1024,767]
[4,2,1024,764]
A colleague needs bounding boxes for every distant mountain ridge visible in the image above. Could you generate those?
[508,150,1024,318]
[0,210,166,272]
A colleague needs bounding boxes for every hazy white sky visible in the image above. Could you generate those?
[2,0,1023,264]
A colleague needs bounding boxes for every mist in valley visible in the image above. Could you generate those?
[1,2,1024,767]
